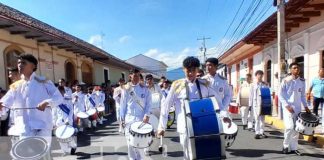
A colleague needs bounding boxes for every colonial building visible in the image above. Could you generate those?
[0,3,139,89]
[219,0,324,98]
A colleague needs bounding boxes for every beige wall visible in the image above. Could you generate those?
[0,29,130,89]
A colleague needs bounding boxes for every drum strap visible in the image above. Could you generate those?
[58,104,70,116]
[88,96,96,107]
[195,79,203,99]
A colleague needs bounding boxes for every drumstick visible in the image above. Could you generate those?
[137,122,146,129]
[3,106,37,110]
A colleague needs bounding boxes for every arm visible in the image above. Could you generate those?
[307,80,314,100]
[301,81,308,109]
[119,89,128,121]
[158,84,176,131]
[236,86,241,105]
[278,80,292,110]
[248,85,254,107]
[144,89,152,116]
[41,81,63,108]
[0,89,15,110]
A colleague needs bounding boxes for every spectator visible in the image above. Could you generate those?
[307,68,324,116]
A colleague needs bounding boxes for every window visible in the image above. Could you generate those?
[295,56,304,78]
[104,68,109,83]
[65,60,76,84]
[81,62,93,85]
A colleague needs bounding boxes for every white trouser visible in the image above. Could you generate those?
[240,106,254,128]
[283,108,299,151]
[21,128,52,147]
[150,108,160,119]
[125,124,146,160]
[253,107,264,135]
[179,133,189,160]
[116,105,121,121]
[59,136,77,153]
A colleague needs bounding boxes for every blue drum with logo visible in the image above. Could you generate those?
[184,97,226,159]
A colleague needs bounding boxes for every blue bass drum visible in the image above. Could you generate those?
[256,87,272,116]
[184,97,226,159]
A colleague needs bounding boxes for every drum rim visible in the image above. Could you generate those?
[298,112,320,123]
[129,122,153,135]
[11,137,49,160]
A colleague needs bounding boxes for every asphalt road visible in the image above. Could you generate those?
[0,114,324,160]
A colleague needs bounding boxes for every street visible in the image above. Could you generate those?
[1,114,324,160]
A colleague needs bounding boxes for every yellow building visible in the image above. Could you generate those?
[0,3,139,89]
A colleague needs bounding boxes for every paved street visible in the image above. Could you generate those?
[1,114,324,160]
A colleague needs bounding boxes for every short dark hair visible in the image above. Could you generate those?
[160,76,166,80]
[145,74,153,79]
[246,73,252,78]
[183,56,200,69]
[59,78,65,82]
[255,70,264,76]
[18,54,38,71]
[289,62,300,69]
[118,78,125,83]
[58,86,65,94]
[129,68,140,74]
[205,57,218,66]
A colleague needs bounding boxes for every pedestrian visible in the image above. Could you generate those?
[113,78,125,133]
[249,70,268,139]
[236,73,254,130]
[279,62,310,155]
[58,78,73,98]
[72,84,87,132]
[120,68,152,160]
[0,54,63,147]
[307,68,324,116]
[157,56,231,159]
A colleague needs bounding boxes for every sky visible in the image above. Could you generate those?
[0,0,276,70]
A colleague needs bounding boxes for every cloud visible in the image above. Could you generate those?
[143,47,198,70]
[88,34,103,49]
[119,35,132,43]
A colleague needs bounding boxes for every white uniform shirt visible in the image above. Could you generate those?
[120,83,152,124]
[53,97,74,126]
[72,91,86,113]
[0,72,63,130]
[92,91,105,107]
[248,82,268,108]
[203,74,231,109]
[113,86,123,106]
[279,76,307,113]
[158,78,227,133]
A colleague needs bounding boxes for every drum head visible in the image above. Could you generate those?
[11,137,48,160]
[222,121,238,135]
[77,112,89,118]
[148,114,159,131]
[130,122,153,134]
[299,112,319,123]
[87,108,97,115]
[97,106,105,112]
[55,125,75,139]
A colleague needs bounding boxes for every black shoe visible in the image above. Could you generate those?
[292,150,303,156]
[248,128,254,132]
[282,147,289,154]
[243,125,247,130]
[255,134,261,139]
[261,133,268,138]
[71,148,77,155]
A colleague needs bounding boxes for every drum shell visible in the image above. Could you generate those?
[239,86,250,106]
[256,87,272,116]
[228,103,239,114]
[128,122,154,148]
[295,112,319,135]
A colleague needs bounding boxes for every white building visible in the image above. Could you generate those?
[126,54,168,78]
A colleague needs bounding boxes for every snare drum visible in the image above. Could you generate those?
[77,112,89,119]
[167,106,176,128]
[11,137,51,160]
[184,97,226,159]
[128,121,154,148]
[55,125,75,143]
[221,120,238,148]
[86,108,97,116]
[97,106,105,112]
[228,103,239,114]
[295,112,319,135]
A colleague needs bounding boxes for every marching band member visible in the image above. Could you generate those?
[0,54,63,147]
[58,78,73,98]
[53,86,77,156]
[84,87,98,129]
[120,69,152,160]
[248,70,268,139]
[146,74,162,117]
[203,58,232,112]
[113,78,125,133]
[157,57,231,160]
[237,74,254,130]
[161,80,171,103]
[279,62,310,155]
[72,84,87,132]
[93,86,106,125]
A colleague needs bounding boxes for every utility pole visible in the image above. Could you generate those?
[276,0,286,81]
[197,36,211,63]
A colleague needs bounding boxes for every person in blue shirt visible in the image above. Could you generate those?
[307,68,324,116]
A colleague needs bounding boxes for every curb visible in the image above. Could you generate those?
[265,115,324,147]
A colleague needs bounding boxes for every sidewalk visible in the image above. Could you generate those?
[265,115,324,147]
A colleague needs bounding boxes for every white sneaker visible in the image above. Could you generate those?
[88,121,91,128]
[99,120,103,125]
